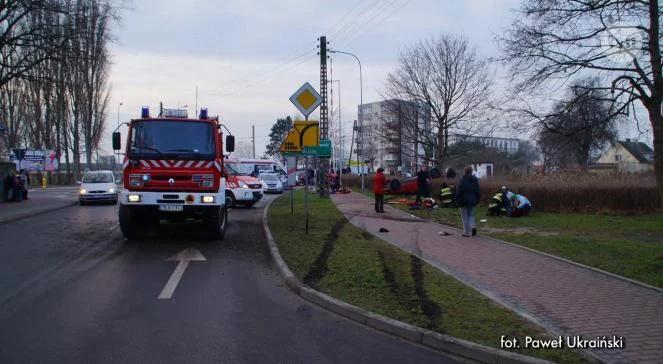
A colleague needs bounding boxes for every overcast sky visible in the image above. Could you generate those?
[104,0,650,157]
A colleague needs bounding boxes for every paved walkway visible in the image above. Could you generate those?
[332,193,663,364]
[0,186,78,224]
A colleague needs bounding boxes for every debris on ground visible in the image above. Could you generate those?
[379,227,390,233]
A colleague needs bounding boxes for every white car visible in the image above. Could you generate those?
[259,173,284,194]
[79,170,118,205]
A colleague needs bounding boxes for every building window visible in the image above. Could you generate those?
[614,154,622,162]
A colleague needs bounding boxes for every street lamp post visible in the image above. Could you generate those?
[329,49,363,191]
[328,79,343,187]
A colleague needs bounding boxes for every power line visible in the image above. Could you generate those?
[341,0,412,48]
[326,0,365,37]
[335,0,402,48]
[329,0,383,41]
[221,47,317,97]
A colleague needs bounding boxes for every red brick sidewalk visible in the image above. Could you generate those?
[332,193,663,364]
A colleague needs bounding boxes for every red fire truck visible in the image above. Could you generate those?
[112,107,239,240]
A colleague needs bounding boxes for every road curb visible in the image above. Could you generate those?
[0,201,78,225]
[262,197,551,364]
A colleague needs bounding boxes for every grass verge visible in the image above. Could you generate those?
[364,192,663,289]
[268,190,588,363]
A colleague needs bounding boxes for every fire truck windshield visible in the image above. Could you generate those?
[130,120,215,159]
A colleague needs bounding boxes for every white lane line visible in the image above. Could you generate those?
[158,261,190,299]
[158,248,206,300]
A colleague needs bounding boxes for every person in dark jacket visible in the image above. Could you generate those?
[456,165,480,237]
[4,171,15,201]
[373,168,386,213]
[415,165,431,204]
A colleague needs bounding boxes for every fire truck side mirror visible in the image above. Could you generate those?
[112,132,121,151]
[225,135,235,153]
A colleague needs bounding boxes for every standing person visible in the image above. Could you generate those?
[21,169,30,200]
[373,168,386,213]
[13,170,21,201]
[456,165,480,237]
[415,165,431,204]
[4,171,15,201]
[501,186,513,216]
[308,167,315,185]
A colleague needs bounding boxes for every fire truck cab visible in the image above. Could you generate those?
[112,107,233,240]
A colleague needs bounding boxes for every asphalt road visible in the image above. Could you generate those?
[0,194,458,364]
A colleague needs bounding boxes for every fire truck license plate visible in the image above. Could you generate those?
[159,204,183,212]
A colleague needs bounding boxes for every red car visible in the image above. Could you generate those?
[383,168,442,195]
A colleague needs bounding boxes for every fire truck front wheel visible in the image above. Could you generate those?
[119,204,143,240]
[205,206,227,240]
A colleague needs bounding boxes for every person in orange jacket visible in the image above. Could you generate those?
[373,167,386,213]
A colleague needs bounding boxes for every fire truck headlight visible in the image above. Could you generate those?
[79,188,87,195]
[201,196,215,203]
[128,194,141,202]
[109,188,115,193]
[239,181,249,189]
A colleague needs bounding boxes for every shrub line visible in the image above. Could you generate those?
[262,197,554,364]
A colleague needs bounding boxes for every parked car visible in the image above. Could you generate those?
[79,170,118,205]
[259,172,284,194]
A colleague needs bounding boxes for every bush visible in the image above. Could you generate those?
[478,174,659,213]
[341,173,660,213]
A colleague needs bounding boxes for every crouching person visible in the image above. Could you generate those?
[510,193,532,217]
[487,192,507,216]
[439,182,456,208]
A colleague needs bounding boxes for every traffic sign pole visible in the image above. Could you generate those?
[305,157,309,235]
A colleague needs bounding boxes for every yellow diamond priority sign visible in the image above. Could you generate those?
[289,82,322,119]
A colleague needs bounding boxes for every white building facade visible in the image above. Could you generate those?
[449,134,520,155]
[356,100,431,175]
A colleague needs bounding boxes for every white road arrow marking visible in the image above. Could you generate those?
[158,248,206,299]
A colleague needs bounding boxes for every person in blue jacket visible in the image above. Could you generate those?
[510,193,532,217]
[456,165,480,237]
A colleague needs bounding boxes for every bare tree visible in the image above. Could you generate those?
[499,0,663,203]
[0,0,68,88]
[538,79,620,171]
[384,33,493,167]
[233,141,254,159]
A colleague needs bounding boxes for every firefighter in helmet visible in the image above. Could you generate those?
[439,182,456,208]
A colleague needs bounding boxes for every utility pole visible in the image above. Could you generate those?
[195,85,198,115]
[318,35,329,197]
[252,124,256,159]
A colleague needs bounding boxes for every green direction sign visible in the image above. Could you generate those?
[285,139,331,157]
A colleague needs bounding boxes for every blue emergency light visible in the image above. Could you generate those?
[199,108,208,119]
[141,106,150,118]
